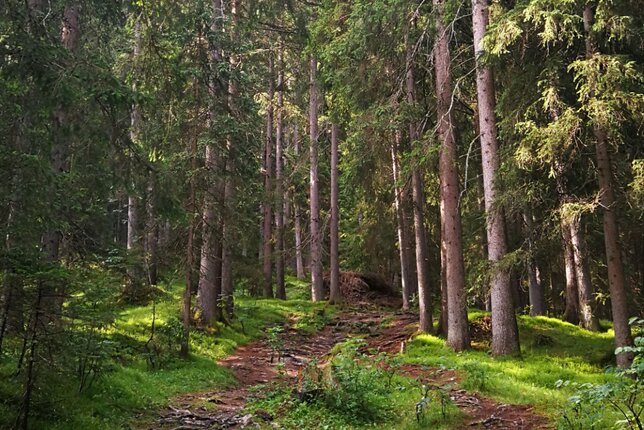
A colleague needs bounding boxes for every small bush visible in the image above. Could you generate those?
[461,362,490,391]
[295,338,394,423]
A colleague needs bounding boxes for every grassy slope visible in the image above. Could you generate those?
[0,278,618,429]
[246,311,617,429]
[400,312,616,426]
[0,278,329,430]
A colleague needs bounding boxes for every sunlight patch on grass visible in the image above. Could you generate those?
[403,311,615,418]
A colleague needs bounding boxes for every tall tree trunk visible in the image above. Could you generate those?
[329,123,341,304]
[438,227,449,336]
[198,0,225,324]
[262,52,275,298]
[182,96,199,357]
[275,44,286,300]
[553,154,583,325]
[293,125,306,280]
[198,149,222,324]
[405,25,432,333]
[402,183,418,298]
[523,211,546,316]
[435,0,469,350]
[392,130,413,311]
[145,170,158,285]
[472,0,518,355]
[309,55,323,302]
[221,169,234,319]
[561,221,580,324]
[569,216,599,330]
[221,0,240,318]
[126,14,144,292]
[583,3,632,368]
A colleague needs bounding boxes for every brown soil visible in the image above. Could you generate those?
[323,271,402,308]
[152,310,551,430]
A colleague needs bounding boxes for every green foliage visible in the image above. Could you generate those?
[415,382,452,425]
[0,280,331,429]
[321,338,393,422]
[557,318,644,430]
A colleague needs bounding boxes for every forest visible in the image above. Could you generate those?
[0,0,643,429]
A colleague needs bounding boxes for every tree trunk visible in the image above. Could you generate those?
[405,24,432,333]
[145,170,158,286]
[329,123,341,304]
[472,0,518,355]
[435,0,469,350]
[402,183,417,298]
[438,227,448,336]
[583,3,632,368]
[569,216,599,330]
[275,44,286,300]
[561,221,580,324]
[198,0,225,324]
[125,14,144,293]
[182,107,199,357]
[220,0,240,318]
[309,56,323,302]
[262,52,274,298]
[392,130,413,311]
[293,125,306,280]
[198,144,223,324]
[523,211,546,316]
[221,170,234,320]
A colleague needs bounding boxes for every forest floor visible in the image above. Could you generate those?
[152,308,551,430]
[1,278,618,429]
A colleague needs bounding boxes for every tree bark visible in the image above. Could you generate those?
[523,211,546,316]
[569,216,599,330]
[392,130,414,311]
[220,0,240,318]
[405,23,432,333]
[472,0,518,355]
[436,0,469,350]
[182,102,199,357]
[145,170,158,286]
[583,3,632,368]
[262,52,274,298]
[329,123,341,304]
[438,225,448,336]
[293,125,306,280]
[198,0,225,323]
[309,56,323,302]
[198,145,223,324]
[561,221,580,324]
[221,169,234,319]
[275,44,286,300]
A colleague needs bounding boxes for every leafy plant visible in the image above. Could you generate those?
[462,362,490,392]
[267,325,285,363]
[415,379,452,424]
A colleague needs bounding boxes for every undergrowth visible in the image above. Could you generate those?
[0,277,329,430]
[246,338,462,429]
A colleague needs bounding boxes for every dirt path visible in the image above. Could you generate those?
[152,311,550,429]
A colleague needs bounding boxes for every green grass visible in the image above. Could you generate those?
[403,312,617,423]
[244,311,619,429]
[0,278,625,430]
[0,279,334,430]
